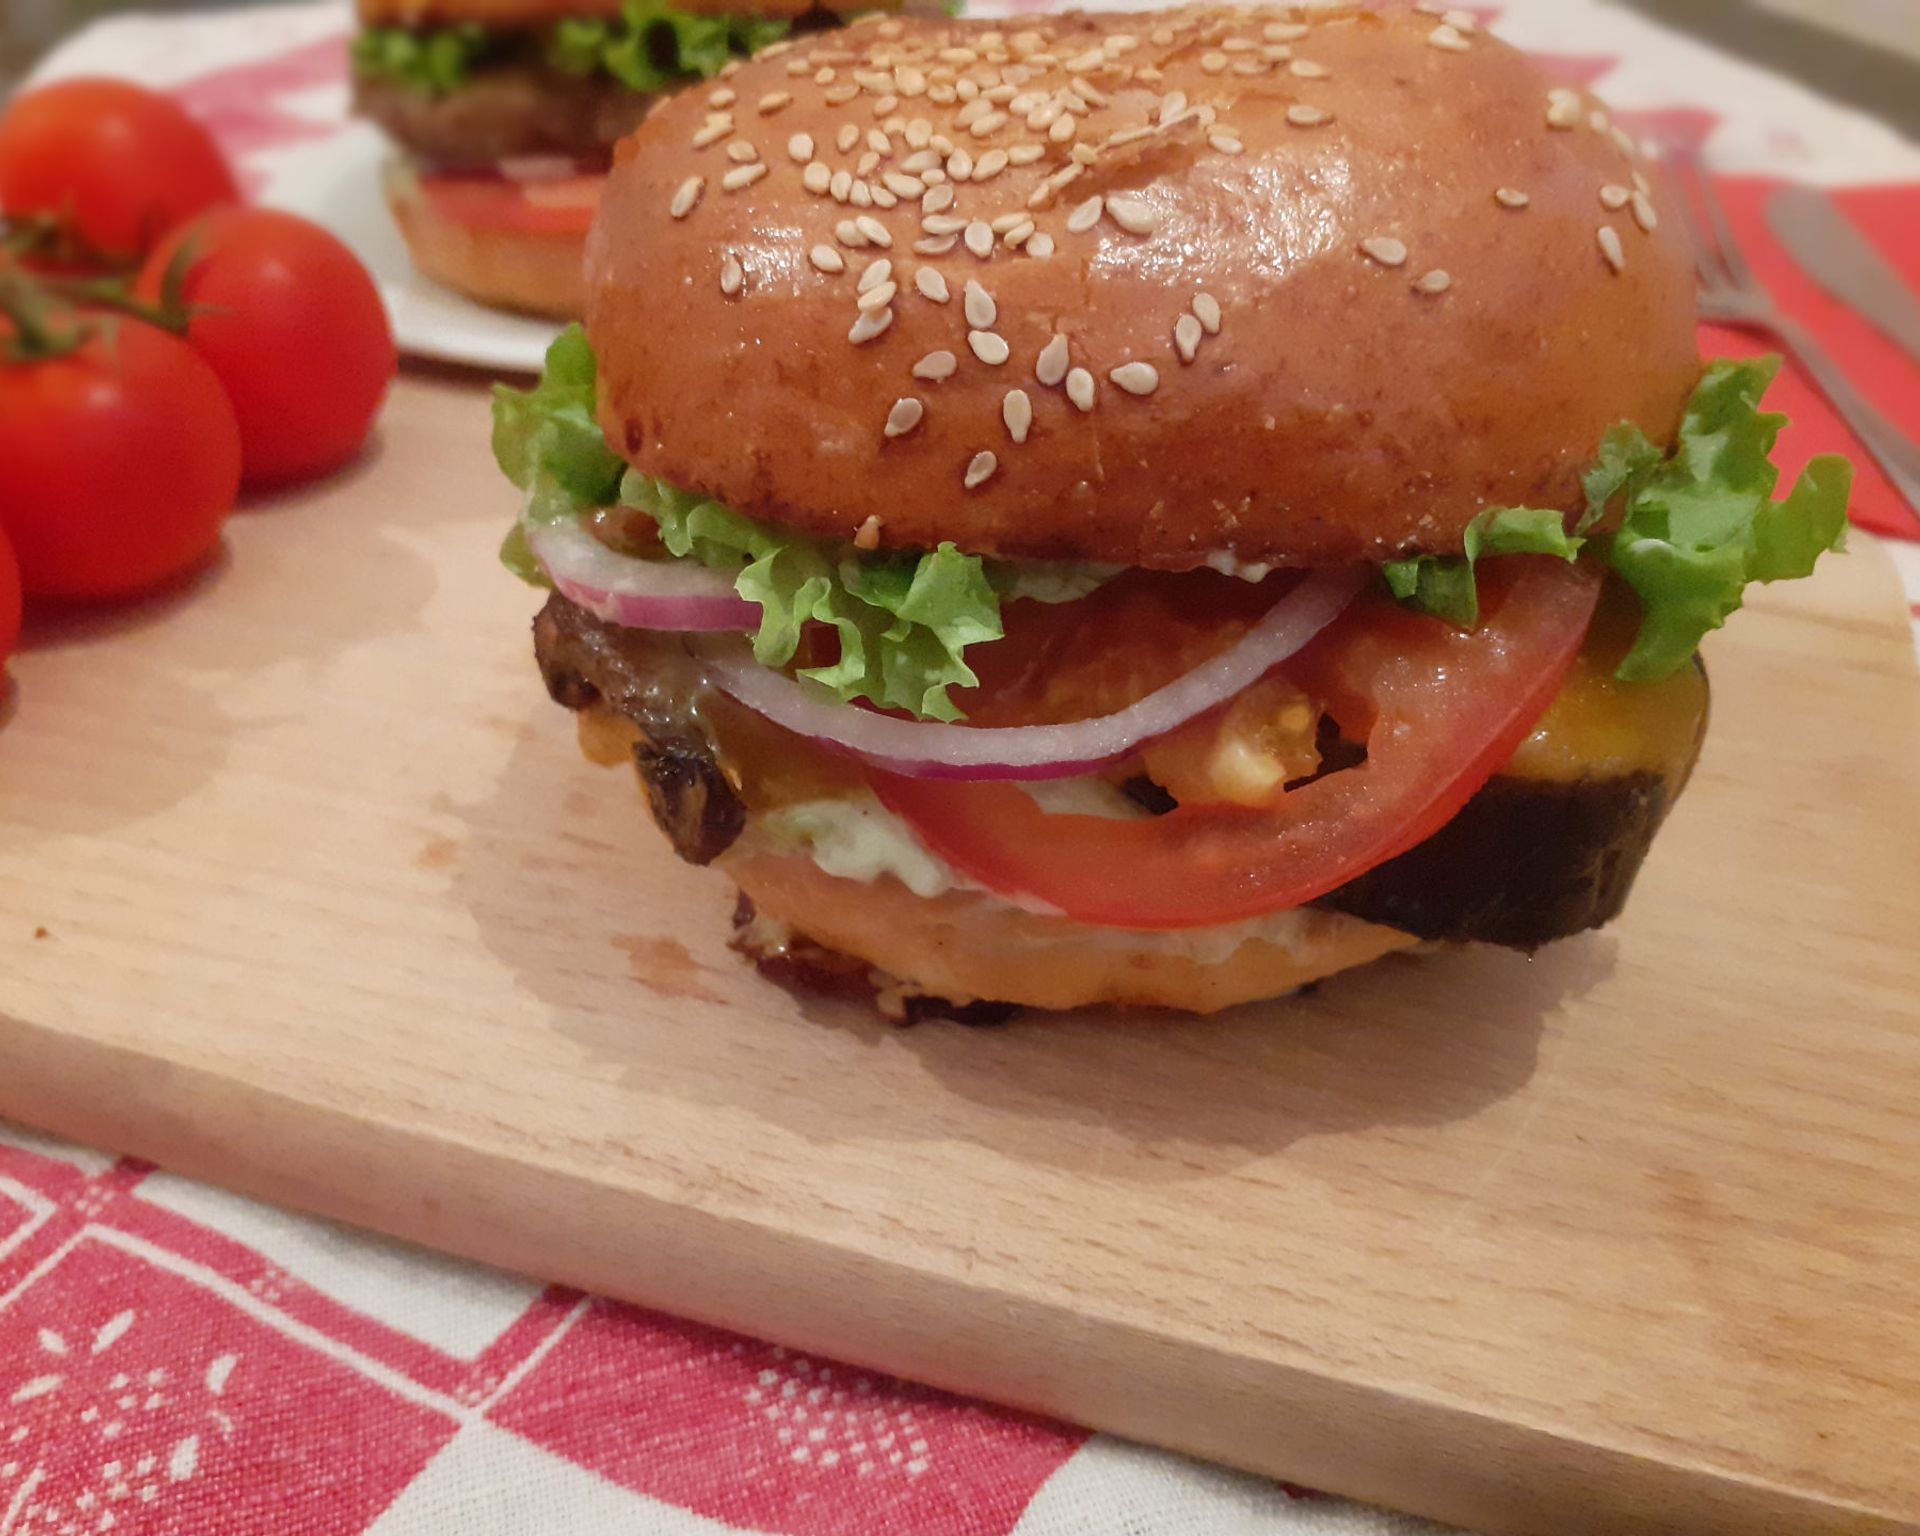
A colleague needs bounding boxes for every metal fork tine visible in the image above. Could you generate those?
[1690,152,1759,293]
[1659,144,1730,293]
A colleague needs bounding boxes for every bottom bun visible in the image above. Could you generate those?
[723,850,1418,1016]
[385,170,586,320]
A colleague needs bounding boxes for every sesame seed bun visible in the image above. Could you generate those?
[385,164,588,318]
[585,4,1701,570]
[358,0,869,28]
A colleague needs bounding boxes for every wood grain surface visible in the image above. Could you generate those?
[1,372,1917,1536]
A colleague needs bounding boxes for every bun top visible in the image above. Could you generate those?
[586,3,1701,570]
[357,0,860,27]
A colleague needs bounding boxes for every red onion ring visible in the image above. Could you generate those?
[703,567,1365,781]
[529,517,758,632]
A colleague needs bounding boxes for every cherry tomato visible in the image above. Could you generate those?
[138,208,396,485]
[0,321,241,600]
[873,560,1602,930]
[0,524,20,669]
[420,172,603,234]
[0,79,238,263]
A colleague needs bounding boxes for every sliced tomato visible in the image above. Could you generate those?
[419,172,603,235]
[872,558,1602,930]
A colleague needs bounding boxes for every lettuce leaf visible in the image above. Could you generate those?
[493,327,1109,721]
[548,1,789,90]
[1385,357,1850,680]
[351,25,489,94]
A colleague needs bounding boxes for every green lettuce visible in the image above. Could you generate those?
[1386,357,1850,680]
[493,327,1109,721]
[351,25,489,95]
[548,1,789,90]
[355,2,789,96]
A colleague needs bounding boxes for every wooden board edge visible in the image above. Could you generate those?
[4,1013,1912,1536]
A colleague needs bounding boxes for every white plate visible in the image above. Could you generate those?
[260,124,562,375]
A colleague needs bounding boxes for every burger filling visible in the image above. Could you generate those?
[497,327,1847,987]
[353,4,849,233]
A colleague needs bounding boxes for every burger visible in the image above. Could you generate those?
[351,0,877,316]
[493,3,1851,1017]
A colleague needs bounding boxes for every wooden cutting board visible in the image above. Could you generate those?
[2,371,1917,1536]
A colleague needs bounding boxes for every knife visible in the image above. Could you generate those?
[1767,186,1920,371]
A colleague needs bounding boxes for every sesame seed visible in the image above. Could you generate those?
[1631,191,1659,232]
[809,244,845,274]
[897,66,927,96]
[922,213,967,234]
[974,147,1010,180]
[802,161,831,195]
[1232,59,1265,76]
[1598,225,1626,273]
[1200,51,1228,74]
[989,212,1027,234]
[857,257,893,293]
[709,87,736,108]
[788,133,815,163]
[669,175,705,219]
[1065,46,1104,71]
[856,151,880,178]
[905,118,932,148]
[867,128,892,155]
[825,83,859,105]
[849,307,893,344]
[964,280,997,328]
[1289,58,1330,78]
[759,91,791,114]
[913,349,958,380]
[1106,196,1158,235]
[1109,361,1158,396]
[1360,236,1409,267]
[1036,333,1069,386]
[836,123,859,153]
[1428,23,1470,52]
[969,330,1011,365]
[1065,367,1096,412]
[855,215,892,248]
[719,254,744,295]
[1287,104,1332,127]
[1067,195,1104,234]
[725,140,758,164]
[964,220,995,258]
[1589,108,1610,133]
[692,120,732,150]
[829,169,853,202]
[1027,232,1055,259]
[883,398,923,438]
[1444,8,1477,30]
[1413,268,1451,295]
[948,147,974,180]
[1209,131,1243,154]
[1601,183,1631,210]
[883,171,925,198]
[852,181,876,208]
[913,234,958,255]
[1632,170,1653,197]
[1047,114,1077,144]
[1159,91,1189,125]
[1009,143,1046,165]
[1547,98,1581,130]
[872,93,900,116]
[915,267,950,302]
[1192,291,1221,334]
[1264,20,1309,40]
[721,163,766,192]
[922,184,956,213]
[853,515,883,549]
[835,218,867,248]
[1611,124,1638,156]
[971,111,1010,138]
[1003,219,1036,247]
[964,451,998,489]
[1494,186,1530,209]
[1003,389,1033,444]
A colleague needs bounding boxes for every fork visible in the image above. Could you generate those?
[1661,144,1920,513]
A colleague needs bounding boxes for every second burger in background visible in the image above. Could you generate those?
[351,0,876,316]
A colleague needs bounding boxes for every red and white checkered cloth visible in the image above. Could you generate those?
[10,3,1920,1532]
